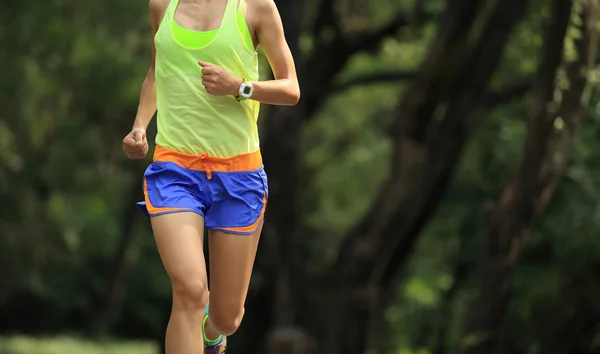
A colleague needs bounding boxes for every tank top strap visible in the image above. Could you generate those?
[219,0,237,27]
[237,0,245,12]
[164,0,178,24]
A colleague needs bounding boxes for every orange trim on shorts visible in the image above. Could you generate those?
[216,190,267,234]
[144,178,192,215]
[153,145,262,179]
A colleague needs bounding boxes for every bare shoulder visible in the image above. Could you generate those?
[246,0,278,21]
[246,0,276,10]
[149,0,170,22]
[149,0,169,10]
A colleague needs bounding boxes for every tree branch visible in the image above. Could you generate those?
[332,72,535,105]
[485,79,534,108]
[343,13,411,55]
[309,74,534,186]
[331,70,417,92]
[303,10,431,118]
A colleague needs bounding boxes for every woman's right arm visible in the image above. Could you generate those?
[131,0,167,130]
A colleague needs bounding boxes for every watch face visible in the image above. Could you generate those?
[243,86,252,95]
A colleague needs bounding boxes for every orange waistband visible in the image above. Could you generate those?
[153,146,262,179]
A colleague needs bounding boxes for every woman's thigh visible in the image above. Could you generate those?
[151,212,208,297]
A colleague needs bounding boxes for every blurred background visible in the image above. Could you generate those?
[1,0,600,353]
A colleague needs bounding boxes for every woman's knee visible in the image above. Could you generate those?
[171,278,209,313]
[209,305,245,335]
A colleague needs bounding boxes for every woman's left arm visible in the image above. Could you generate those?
[248,0,300,106]
[199,0,300,105]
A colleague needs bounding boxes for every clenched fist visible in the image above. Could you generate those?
[123,127,148,159]
[198,60,242,96]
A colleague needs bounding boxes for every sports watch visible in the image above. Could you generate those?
[236,80,254,101]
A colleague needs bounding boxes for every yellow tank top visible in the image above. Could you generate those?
[154,0,260,157]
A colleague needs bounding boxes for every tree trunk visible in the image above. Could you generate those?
[456,1,598,353]
[318,1,530,354]
[250,1,535,353]
[259,0,420,349]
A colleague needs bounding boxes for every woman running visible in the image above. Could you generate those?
[122,0,299,352]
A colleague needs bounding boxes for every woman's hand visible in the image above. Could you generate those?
[123,127,149,159]
[198,61,243,96]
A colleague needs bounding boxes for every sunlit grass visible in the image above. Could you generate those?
[0,335,158,354]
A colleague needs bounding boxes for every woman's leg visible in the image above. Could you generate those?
[203,223,263,338]
[152,212,209,354]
